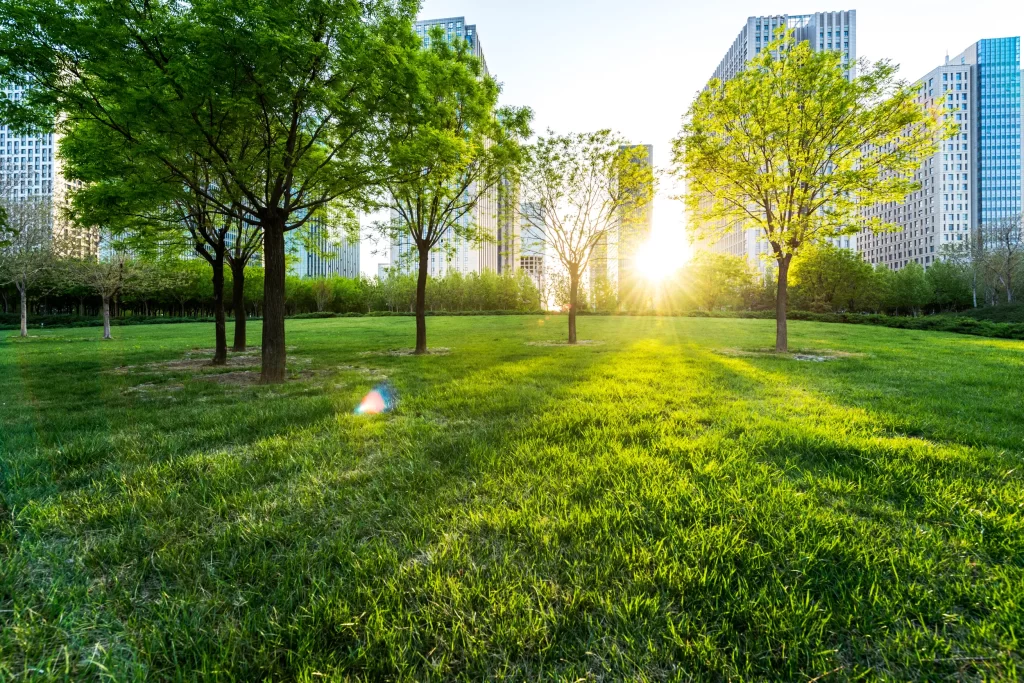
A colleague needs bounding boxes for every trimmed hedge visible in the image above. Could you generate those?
[5,308,1024,341]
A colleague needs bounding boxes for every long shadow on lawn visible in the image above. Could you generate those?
[2,338,618,680]
[684,347,1024,679]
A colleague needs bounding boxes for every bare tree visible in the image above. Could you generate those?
[980,215,1023,304]
[0,168,57,336]
[519,131,655,343]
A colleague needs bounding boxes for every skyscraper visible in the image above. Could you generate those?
[388,16,502,279]
[1,84,98,258]
[857,37,1021,270]
[698,11,858,266]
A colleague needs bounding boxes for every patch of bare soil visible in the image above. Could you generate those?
[525,340,605,347]
[124,382,185,395]
[113,348,308,375]
[359,348,451,357]
[195,371,262,386]
[715,348,866,362]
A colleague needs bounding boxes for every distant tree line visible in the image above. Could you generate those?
[0,258,543,327]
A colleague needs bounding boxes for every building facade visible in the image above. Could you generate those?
[699,11,858,266]
[287,216,360,279]
[388,16,503,279]
[588,144,654,309]
[857,37,1021,270]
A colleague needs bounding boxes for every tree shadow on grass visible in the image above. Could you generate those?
[679,347,1024,679]
[2,336,616,681]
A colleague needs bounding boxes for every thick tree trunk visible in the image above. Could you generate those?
[211,255,227,366]
[102,296,112,340]
[414,245,429,354]
[261,217,287,383]
[776,256,791,353]
[231,261,247,351]
[19,285,27,337]
[568,266,579,345]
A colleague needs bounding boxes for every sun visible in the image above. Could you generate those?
[634,235,685,285]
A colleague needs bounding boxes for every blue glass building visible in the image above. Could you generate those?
[974,38,1021,226]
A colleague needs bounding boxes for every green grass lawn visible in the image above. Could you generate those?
[1,316,1022,681]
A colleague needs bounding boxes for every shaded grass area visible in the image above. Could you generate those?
[1,316,1022,681]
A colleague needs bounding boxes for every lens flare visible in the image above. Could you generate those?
[354,383,398,415]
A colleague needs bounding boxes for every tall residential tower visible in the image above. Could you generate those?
[387,16,502,279]
[857,37,1021,270]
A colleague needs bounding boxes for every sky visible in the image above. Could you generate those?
[360,0,1024,276]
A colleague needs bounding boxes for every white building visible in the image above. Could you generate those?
[388,16,503,279]
[858,37,1022,270]
[698,11,858,267]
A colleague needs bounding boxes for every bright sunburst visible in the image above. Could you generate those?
[634,234,686,285]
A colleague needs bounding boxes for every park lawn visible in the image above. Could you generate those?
[1,315,1022,681]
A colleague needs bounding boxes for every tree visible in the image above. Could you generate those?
[0,192,57,337]
[941,236,987,309]
[926,259,972,312]
[61,120,247,364]
[0,0,421,382]
[520,132,655,343]
[889,261,934,316]
[789,242,876,312]
[374,27,531,353]
[225,220,263,351]
[71,235,138,339]
[673,29,948,351]
[686,252,753,312]
[980,215,1023,304]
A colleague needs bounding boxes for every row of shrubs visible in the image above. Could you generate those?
[6,308,1024,341]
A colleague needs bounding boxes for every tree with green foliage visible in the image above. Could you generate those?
[674,29,949,351]
[926,259,972,312]
[521,132,655,343]
[888,262,934,316]
[70,233,139,339]
[0,0,421,382]
[980,215,1023,305]
[790,242,877,312]
[0,194,57,337]
[686,252,754,312]
[374,26,531,353]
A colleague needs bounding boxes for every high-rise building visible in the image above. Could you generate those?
[388,16,502,279]
[286,215,360,279]
[518,203,546,294]
[1,84,99,258]
[857,37,1021,270]
[698,11,858,266]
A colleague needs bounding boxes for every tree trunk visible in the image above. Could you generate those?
[776,255,791,353]
[19,285,27,337]
[568,265,579,345]
[414,244,429,354]
[231,260,247,351]
[261,217,287,383]
[102,296,112,340]
[211,255,227,365]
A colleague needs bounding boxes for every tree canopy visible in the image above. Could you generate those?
[673,29,950,350]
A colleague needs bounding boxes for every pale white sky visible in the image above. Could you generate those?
[360,0,1024,276]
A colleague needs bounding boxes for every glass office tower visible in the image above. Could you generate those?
[974,38,1022,225]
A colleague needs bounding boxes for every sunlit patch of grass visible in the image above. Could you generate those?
[1,316,1022,680]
